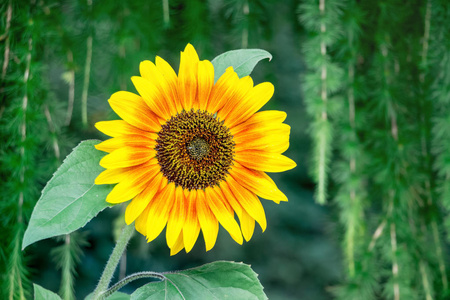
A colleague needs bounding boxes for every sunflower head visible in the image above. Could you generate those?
[95,44,296,255]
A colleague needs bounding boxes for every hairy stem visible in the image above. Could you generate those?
[104,271,166,298]
[91,224,134,300]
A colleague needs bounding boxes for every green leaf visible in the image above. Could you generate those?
[34,284,62,300]
[211,49,272,82]
[106,292,131,300]
[22,140,113,250]
[84,291,130,300]
[131,261,267,300]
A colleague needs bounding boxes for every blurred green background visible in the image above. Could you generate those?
[1,0,450,299]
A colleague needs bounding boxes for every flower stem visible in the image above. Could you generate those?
[91,224,134,300]
[103,271,166,298]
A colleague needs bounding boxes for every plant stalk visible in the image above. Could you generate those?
[91,224,134,300]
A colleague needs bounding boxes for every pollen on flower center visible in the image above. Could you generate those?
[187,137,210,161]
[155,109,235,190]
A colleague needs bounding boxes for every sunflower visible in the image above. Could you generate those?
[95,44,296,255]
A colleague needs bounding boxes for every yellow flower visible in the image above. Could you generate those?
[95,44,296,255]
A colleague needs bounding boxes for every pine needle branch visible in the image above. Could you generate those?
[419,260,433,300]
[7,225,27,300]
[162,0,170,27]
[52,233,88,300]
[44,105,60,161]
[299,0,343,205]
[1,0,12,81]
[81,0,93,128]
[390,223,400,300]
[64,50,75,126]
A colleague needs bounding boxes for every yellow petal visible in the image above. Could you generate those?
[166,187,186,248]
[178,44,199,110]
[205,187,243,245]
[106,163,160,204]
[99,146,154,169]
[229,162,288,202]
[95,134,157,153]
[240,209,255,242]
[135,204,150,237]
[131,76,170,120]
[125,173,164,224]
[231,110,287,135]
[146,183,176,243]
[219,180,243,217]
[156,56,182,114]
[170,232,185,256]
[225,82,274,128]
[95,120,150,138]
[196,190,219,251]
[196,60,214,111]
[217,76,253,124]
[183,189,201,253]
[206,67,239,114]
[140,60,178,116]
[226,176,267,232]
[108,91,161,132]
[235,150,297,173]
[95,168,129,185]
[234,123,291,154]
[95,159,159,185]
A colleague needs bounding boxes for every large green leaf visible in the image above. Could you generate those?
[211,49,272,82]
[85,291,131,300]
[22,140,113,249]
[34,284,62,300]
[131,261,267,300]
[105,292,130,300]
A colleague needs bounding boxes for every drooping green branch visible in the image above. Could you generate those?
[162,0,170,27]
[81,0,93,128]
[44,105,60,162]
[1,0,12,82]
[299,0,343,205]
[7,35,34,300]
[64,50,75,126]
[52,233,88,300]
[430,0,450,293]
[333,0,365,279]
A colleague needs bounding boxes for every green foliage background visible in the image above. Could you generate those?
[1,0,449,299]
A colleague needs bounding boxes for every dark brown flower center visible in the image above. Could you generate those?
[155,109,235,190]
[187,137,210,161]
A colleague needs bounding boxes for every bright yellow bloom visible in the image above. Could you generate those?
[95,44,296,255]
